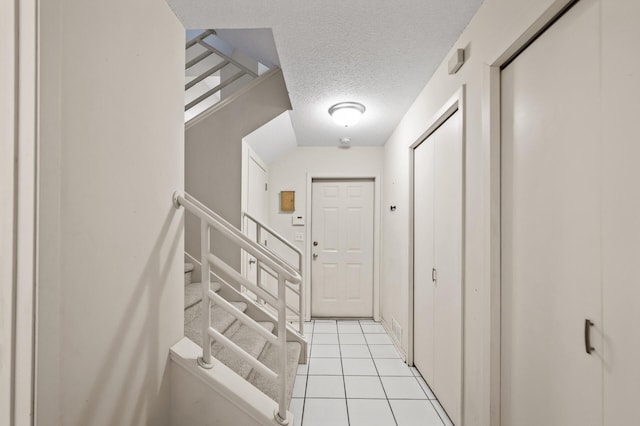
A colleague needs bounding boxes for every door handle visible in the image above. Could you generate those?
[248,259,256,265]
[312,253,318,259]
[584,319,595,354]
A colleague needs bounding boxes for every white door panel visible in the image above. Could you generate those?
[413,133,436,384]
[413,109,463,426]
[501,0,603,424]
[432,111,462,425]
[312,180,374,318]
[246,155,269,292]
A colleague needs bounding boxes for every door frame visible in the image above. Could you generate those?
[240,141,269,281]
[2,0,38,423]
[407,87,466,419]
[305,174,382,321]
[482,1,580,424]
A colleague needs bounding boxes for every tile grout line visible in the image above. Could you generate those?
[410,366,448,425]
[299,320,313,426]
[360,319,400,426]
[302,320,448,425]
[428,399,448,426]
[336,322,351,426]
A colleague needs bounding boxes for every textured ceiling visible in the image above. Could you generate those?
[169,0,483,147]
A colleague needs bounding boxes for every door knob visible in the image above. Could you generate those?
[249,259,256,265]
[312,253,318,259]
[313,241,319,247]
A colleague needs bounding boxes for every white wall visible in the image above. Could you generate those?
[170,366,263,426]
[244,111,297,165]
[381,1,559,423]
[268,146,384,314]
[36,0,185,424]
[380,0,640,425]
[185,68,291,273]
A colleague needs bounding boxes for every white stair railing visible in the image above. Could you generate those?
[243,212,304,334]
[173,191,300,425]
[185,30,263,121]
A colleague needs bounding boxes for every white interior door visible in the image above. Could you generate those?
[413,109,462,425]
[246,154,268,288]
[501,0,603,424]
[311,179,374,318]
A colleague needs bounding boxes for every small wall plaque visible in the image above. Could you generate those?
[280,191,295,212]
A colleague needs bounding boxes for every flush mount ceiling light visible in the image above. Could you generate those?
[328,102,366,127]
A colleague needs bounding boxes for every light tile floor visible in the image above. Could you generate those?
[289,319,454,426]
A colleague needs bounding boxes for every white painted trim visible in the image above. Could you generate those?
[483,65,502,426]
[9,0,39,424]
[305,173,382,322]
[0,0,17,423]
[481,2,578,425]
[240,142,269,289]
[407,86,466,422]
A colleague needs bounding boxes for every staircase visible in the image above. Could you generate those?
[172,192,306,425]
[175,30,302,425]
[185,29,266,123]
[183,281,301,403]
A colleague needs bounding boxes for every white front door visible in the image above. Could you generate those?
[311,179,374,318]
[501,0,603,424]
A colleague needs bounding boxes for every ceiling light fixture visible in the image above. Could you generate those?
[328,102,366,127]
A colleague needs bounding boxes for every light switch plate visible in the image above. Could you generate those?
[292,215,305,226]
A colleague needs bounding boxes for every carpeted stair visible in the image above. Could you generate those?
[184,280,301,405]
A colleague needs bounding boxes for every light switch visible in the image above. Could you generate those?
[295,233,304,241]
[292,215,305,226]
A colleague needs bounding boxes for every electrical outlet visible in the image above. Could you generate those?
[295,232,304,241]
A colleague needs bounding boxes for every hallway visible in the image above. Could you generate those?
[290,320,452,426]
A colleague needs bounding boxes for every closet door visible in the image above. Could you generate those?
[501,0,603,424]
[432,111,462,425]
[413,109,463,426]
[601,2,640,423]
[413,134,436,384]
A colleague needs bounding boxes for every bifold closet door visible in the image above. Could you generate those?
[601,2,640,424]
[414,135,436,383]
[432,110,462,426]
[501,0,603,424]
[413,109,462,425]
